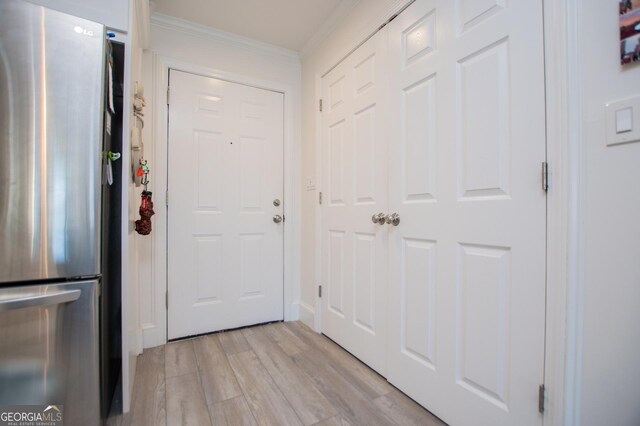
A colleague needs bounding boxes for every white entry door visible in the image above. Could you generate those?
[386,1,546,426]
[321,30,389,374]
[167,70,284,339]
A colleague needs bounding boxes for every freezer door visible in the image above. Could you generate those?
[0,280,101,426]
[0,0,105,282]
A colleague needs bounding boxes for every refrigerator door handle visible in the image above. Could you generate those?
[0,290,81,312]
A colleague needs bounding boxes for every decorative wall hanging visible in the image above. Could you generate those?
[620,0,640,64]
[132,81,154,236]
[132,81,147,186]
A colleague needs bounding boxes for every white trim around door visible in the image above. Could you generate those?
[542,0,585,424]
[142,53,301,347]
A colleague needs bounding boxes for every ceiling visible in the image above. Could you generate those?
[151,0,351,52]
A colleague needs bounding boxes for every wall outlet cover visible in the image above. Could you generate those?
[305,176,316,191]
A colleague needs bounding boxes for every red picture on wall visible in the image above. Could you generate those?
[620,0,640,64]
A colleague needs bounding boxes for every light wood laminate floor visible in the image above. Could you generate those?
[121,321,446,426]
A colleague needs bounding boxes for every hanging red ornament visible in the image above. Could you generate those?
[135,191,155,235]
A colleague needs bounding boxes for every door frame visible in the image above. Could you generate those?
[312,1,584,425]
[146,53,300,345]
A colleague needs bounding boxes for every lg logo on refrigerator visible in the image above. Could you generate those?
[73,26,94,37]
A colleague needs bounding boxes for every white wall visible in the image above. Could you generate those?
[578,1,640,425]
[138,16,302,348]
[120,0,149,412]
[299,0,411,328]
[27,0,129,31]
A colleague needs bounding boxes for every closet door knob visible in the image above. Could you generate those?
[371,212,386,225]
[385,213,400,226]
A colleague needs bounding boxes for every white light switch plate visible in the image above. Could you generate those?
[616,107,633,133]
[605,96,640,146]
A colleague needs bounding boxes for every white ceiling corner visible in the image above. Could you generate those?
[150,13,301,63]
[299,0,360,58]
[150,0,355,53]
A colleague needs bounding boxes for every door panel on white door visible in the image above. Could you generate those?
[240,234,266,297]
[354,232,376,333]
[239,136,267,210]
[401,238,437,370]
[387,1,546,425]
[403,75,438,202]
[456,243,511,409]
[321,30,388,374]
[354,54,376,95]
[328,119,346,206]
[197,95,223,117]
[353,106,377,204]
[328,230,345,316]
[195,131,223,209]
[457,39,510,199]
[168,70,284,339]
[404,10,437,63]
[195,236,222,302]
[456,0,506,34]
[329,76,345,110]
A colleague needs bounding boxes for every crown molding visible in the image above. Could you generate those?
[299,0,360,59]
[316,0,413,76]
[300,0,413,66]
[150,13,300,64]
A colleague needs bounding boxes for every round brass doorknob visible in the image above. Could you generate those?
[385,213,400,226]
[371,212,386,225]
[273,214,283,224]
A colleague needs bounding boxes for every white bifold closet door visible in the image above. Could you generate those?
[321,0,547,425]
[321,30,389,374]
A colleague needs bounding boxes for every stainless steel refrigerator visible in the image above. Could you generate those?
[0,1,107,424]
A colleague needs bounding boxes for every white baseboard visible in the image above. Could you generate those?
[286,301,301,321]
[298,301,315,329]
[142,324,165,349]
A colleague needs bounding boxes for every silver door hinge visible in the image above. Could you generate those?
[542,162,549,192]
[167,86,171,105]
[319,191,323,205]
[538,384,545,414]
[166,291,168,309]
[318,285,322,298]
[319,99,323,112]
[165,190,169,207]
